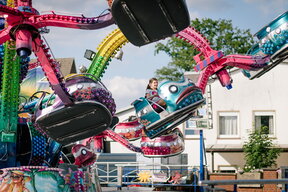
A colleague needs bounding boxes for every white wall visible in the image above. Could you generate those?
[115,106,136,122]
[208,62,288,145]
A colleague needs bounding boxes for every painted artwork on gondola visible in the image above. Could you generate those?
[0,166,98,192]
[0,168,69,192]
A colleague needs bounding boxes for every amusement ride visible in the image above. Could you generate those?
[0,0,286,191]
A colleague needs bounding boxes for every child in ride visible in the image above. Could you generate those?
[145,78,166,112]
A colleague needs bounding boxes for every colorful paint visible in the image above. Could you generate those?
[0,166,98,192]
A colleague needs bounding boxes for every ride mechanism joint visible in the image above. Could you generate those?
[175,24,273,92]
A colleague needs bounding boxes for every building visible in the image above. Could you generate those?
[108,60,288,173]
[20,58,77,97]
[30,57,77,76]
[196,59,288,173]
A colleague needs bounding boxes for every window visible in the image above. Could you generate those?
[218,112,239,138]
[254,111,275,136]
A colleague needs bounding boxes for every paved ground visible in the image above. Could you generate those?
[102,187,154,192]
[101,187,189,192]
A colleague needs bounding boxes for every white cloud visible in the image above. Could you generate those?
[243,0,287,15]
[103,76,147,109]
[188,10,200,20]
[34,0,108,16]
[187,0,232,12]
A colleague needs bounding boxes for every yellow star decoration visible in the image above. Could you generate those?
[137,171,151,182]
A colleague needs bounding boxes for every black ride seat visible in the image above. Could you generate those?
[34,74,117,145]
[111,0,190,46]
[35,100,112,145]
[144,99,205,139]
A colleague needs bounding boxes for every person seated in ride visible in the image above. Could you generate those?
[145,78,166,112]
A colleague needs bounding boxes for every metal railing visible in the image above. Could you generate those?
[92,162,203,189]
[199,179,288,192]
[91,162,288,192]
[92,162,138,184]
[115,163,202,191]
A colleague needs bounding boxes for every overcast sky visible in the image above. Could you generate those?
[31,0,288,110]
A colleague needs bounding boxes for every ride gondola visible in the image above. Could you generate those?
[133,77,205,139]
[245,11,288,79]
[111,0,190,46]
[34,74,116,145]
[113,116,143,141]
[141,128,185,158]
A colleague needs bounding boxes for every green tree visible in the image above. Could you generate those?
[243,126,281,172]
[154,18,255,81]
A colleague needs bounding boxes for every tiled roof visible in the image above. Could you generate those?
[30,58,77,76]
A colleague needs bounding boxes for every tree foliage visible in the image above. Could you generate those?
[243,126,281,172]
[154,18,255,81]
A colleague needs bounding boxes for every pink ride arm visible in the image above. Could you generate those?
[32,36,73,105]
[221,55,270,70]
[176,26,270,92]
[34,12,114,30]
[0,27,13,45]
[196,66,215,93]
[0,4,22,17]
[103,129,142,153]
[176,26,217,57]
[196,55,270,92]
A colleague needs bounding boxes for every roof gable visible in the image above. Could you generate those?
[30,57,77,76]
